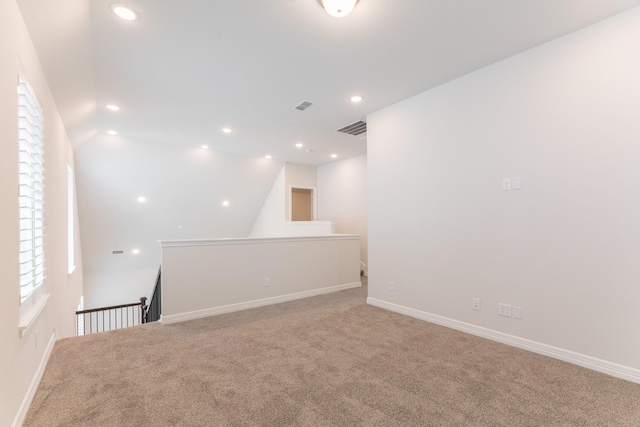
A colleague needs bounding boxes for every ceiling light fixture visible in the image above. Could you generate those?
[106,104,120,111]
[318,0,359,18]
[107,130,118,135]
[137,196,146,203]
[265,155,272,159]
[222,200,230,207]
[132,248,140,255]
[295,143,303,148]
[111,4,137,21]
[222,128,232,134]
[201,145,209,149]
[331,153,338,158]
[350,95,363,103]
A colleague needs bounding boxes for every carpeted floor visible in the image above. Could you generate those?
[25,283,640,426]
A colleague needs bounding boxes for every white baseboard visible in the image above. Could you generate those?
[12,332,56,427]
[367,297,640,384]
[161,282,362,325]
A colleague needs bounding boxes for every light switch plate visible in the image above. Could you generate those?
[512,177,522,190]
[513,306,522,319]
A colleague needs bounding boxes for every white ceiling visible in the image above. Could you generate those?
[18,0,640,166]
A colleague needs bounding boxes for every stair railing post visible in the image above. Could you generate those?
[140,297,148,324]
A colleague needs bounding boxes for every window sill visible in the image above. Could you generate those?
[19,294,50,338]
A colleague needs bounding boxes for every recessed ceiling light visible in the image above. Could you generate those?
[265,155,272,159]
[137,196,146,203]
[111,4,137,21]
[132,248,140,255]
[107,130,118,135]
[201,145,209,149]
[106,104,120,111]
[222,128,232,134]
[331,153,338,158]
[222,200,230,207]
[295,143,304,148]
[319,0,359,18]
[350,95,363,103]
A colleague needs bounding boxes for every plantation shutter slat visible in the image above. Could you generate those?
[18,75,45,304]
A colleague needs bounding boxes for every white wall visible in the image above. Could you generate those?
[0,1,84,425]
[160,235,361,324]
[249,166,286,237]
[75,138,284,308]
[83,269,157,309]
[368,7,640,381]
[318,155,368,272]
[250,163,335,238]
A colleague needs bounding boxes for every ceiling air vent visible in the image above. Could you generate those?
[293,100,314,111]
[337,120,367,136]
[112,250,124,255]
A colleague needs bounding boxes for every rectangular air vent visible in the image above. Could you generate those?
[337,120,367,136]
[293,100,314,111]
[112,250,124,255]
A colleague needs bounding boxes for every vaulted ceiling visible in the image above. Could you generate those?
[18,0,640,165]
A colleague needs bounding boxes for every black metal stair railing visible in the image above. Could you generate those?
[75,266,162,336]
[76,297,147,336]
[145,267,162,323]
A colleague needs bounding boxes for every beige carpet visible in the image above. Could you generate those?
[26,284,640,426]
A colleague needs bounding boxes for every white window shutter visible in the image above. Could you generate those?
[18,76,45,304]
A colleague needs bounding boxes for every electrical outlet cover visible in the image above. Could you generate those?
[499,303,512,317]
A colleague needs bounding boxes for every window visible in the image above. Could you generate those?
[68,165,75,274]
[18,73,46,317]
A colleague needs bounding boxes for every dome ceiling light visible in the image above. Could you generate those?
[318,0,359,18]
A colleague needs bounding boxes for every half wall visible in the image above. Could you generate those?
[160,235,361,324]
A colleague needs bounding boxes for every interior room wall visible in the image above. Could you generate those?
[83,269,158,309]
[160,235,361,324]
[251,162,340,238]
[74,138,284,308]
[0,1,84,425]
[249,166,286,238]
[317,155,368,272]
[367,6,640,378]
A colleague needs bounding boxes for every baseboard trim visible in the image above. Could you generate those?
[367,297,640,384]
[12,332,56,427]
[161,282,362,325]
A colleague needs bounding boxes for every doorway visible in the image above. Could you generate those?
[291,188,314,221]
